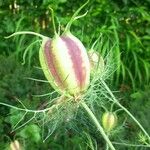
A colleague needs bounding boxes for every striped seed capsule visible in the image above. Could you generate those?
[39,33,90,96]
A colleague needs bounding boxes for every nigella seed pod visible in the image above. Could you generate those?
[102,112,117,132]
[39,33,90,95]
[10,140,21,150]
[39,1,90,96]
[5,1,90,96]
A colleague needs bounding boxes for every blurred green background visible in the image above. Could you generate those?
[0,0,150,149]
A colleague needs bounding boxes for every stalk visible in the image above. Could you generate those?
[81,101,116,150]
[101,80,150,142]
[5,31,46,39]
[49,7,58,37]
[63,0,89,33]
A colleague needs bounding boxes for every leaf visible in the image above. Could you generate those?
[5,108,25,127]
[18,124,41,143]
[59,0,67,3]
[130,92,143,100]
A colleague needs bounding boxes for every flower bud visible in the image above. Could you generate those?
[102,112,117,132]
[39,33,90,96]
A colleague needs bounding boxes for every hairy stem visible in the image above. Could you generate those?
[81,101,116,150]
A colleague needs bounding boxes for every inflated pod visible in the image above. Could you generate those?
[102,112,117,132]
[39,33,90,96]
[6,1,90,96]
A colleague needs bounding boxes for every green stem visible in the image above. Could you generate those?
[91,33,102,50]
[63,0,89,33]
[81,101,116,150]
[22,39,41,65]
[5,31,46,39]
[101,80,150,142]
[0,102,49,113]
[112,142,150,148]
[49,7,57,36]
[106,143,109,150]
[0,101,61,114]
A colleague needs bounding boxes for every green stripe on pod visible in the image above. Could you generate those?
[60,32,90,94]
[39,37,64,94]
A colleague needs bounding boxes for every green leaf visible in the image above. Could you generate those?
[130,92,143,100]
[18,124,41,143]
[5,109,25,127]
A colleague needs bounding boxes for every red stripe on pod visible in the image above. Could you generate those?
[61,36,86,90]
[44,39,64,89]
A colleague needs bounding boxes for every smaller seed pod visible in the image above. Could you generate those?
[10,140,21,150]
[102,112,117,132]
[88,50,104,76]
